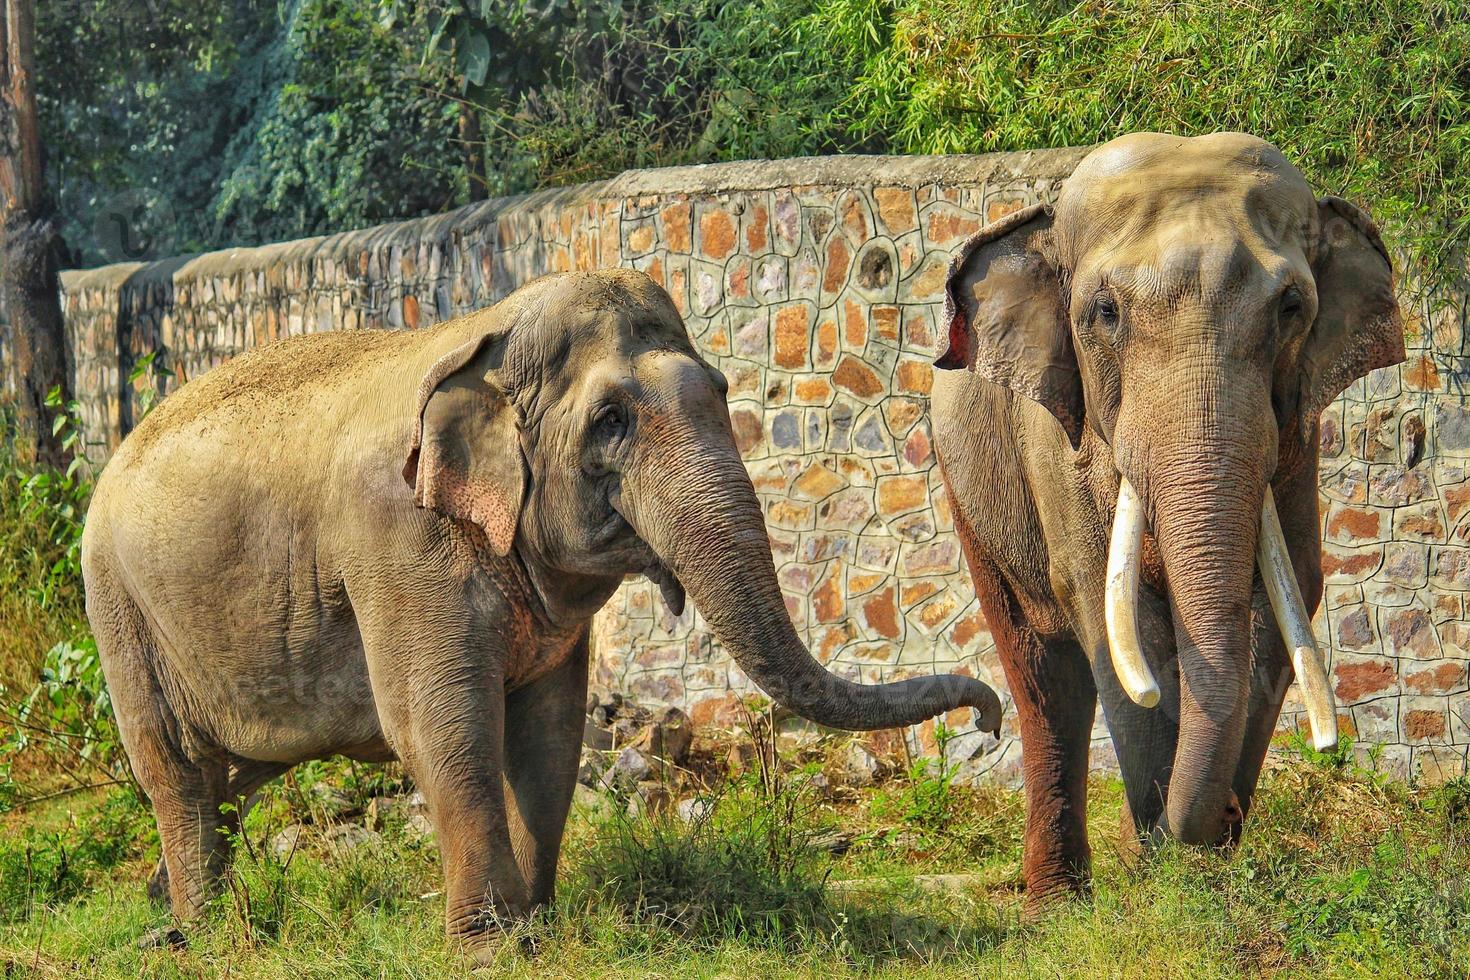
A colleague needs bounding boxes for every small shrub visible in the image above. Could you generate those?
[572,770,835,946]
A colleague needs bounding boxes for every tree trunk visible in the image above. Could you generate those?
[0,0,69,470]
[458,101,486,199]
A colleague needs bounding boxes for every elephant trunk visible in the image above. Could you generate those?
[1149,438,1262,846]
[619,406,1001,733]
[1108,360,1283,846]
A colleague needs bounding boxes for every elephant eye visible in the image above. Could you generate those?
[592,403,628,442]
[1279,288,1304,320]
[1095,296,1120,329]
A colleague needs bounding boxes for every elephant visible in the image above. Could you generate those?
[931,132,1404,909]
[81,268,1001,948]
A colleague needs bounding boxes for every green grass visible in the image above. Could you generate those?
[0,745,1464,978]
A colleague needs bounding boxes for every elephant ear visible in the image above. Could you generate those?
[1299,196,1406,424]
[402,334,526,556]
[935,202,1083,447]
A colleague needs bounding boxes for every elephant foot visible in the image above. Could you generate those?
[459,926,540,970]
[136,925,188,951]
[1021,873,1092,920]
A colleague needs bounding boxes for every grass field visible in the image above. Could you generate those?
[0,735,1465,979]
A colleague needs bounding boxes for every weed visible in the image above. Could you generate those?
[571,768,835,946]
[0,785,151,923]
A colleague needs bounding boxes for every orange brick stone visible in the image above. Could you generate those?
[904,311,935,350]
[627,224,655,253]
[700,209,736,260]
[986,199,1024,222]
[1321,545,1381,581]
[1335,659,1397,701]
[1405,662,1466,694]
[901,581,938,607]
[872,305,900,342]
[884,397,923,434]
[813,560,845,623]
[848,571,884,594]
[878,474,927,515]
[706,325,730,356]
[841,193,870,240]
[727,260,750,299]
[793,461,845,499]
[662,202,691,253]
[817,623,856,663]
[793,377,832,404]
[1403,355,1441,391]
[1405,708,1447,740]
[950,612,985,648]
[815,317,838,366]
[1445,483,1470,523]
[833,355,884,399]
[402,294,419,329]
[1327,506,1383,542]
[1397,507,1444,539]
[823,236,850,294]
[918,592,959,630]
[927,207,981,244]
[896,360,933,395]
[873,187,917,234]
[745,203,769,253]
[863,587,901,639]
[843,299,867,350]
[773,305,810,369]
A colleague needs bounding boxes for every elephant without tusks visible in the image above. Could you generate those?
[932,132,1404,909]
[82,269,1000,949]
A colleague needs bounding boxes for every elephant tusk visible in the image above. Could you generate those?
[1105,477,1161,709]
[1257,486,1338,752]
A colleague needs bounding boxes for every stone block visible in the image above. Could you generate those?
[873,187,918,235]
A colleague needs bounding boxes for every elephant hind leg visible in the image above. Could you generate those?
[966,555,1097,912]
[89,581,231,919]
[147,757,292,904]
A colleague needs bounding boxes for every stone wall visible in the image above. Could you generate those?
[58,149,1469,784]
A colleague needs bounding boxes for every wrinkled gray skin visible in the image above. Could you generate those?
[82,269,1000,947]
[932,133,1403,908]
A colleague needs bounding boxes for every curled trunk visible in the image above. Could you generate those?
[621,416,1002,733]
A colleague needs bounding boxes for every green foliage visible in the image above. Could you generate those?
[818,0,1470,293]
[0,754,1469,974]
[0,786,152,924]
[35,0,277,265]
[873,723,960,838]
[0,391,121,798]
[212,0,473,247]
[6,389,91,615]
[39,0,855,263]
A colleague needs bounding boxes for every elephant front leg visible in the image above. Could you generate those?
[503,633,590,907]
[973,563,1097,909]
[1229,592,1297,836]
[1085,584,1182,853]
[398,671,532,944]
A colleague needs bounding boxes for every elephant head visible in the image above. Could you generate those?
[936,133,1404,843]
[404,269,1002,733]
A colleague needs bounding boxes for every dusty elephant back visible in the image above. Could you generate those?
[109,326,431,467]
